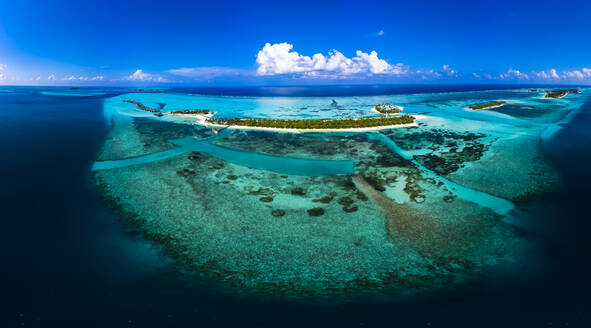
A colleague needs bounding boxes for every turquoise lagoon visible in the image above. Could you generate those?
[94,88,589,296]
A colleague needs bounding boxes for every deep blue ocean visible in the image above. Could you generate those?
[1,85,590,327]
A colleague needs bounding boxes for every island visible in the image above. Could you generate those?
[528,89,581,99]
[168,109,212,115]
[468,101,506,110]
[373,103,403,114]
[203,115,417,132]
[124,99,418,132]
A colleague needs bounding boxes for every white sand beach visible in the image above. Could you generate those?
[169,112,424,133]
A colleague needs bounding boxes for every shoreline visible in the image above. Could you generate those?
[169,112,423,133]
[544,93,567,99]
[373,104,404,115]
[371,107,405,115]
[466,101,506,111]
[465,103,505,111]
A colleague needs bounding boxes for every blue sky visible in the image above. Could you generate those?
[0,0,590,85]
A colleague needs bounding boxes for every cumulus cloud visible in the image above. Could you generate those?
[488,67,591,81]
[472,73,481,79]
[0,73,4,80]
[127,69,151,81]
[534,69,560,80]
[126,69,168,82]
[255,42,406,77]
[59,75,105,81]
[442,65,457,76]
[415,69,441,79]
[47,74,56,81]
[535,71,549,79]
[376,30,385,36]
[499,68,528,80]
[0,64,6,70]
[562,68,591,80]
[563,70,585,80]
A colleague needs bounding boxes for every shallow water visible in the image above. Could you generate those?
[93,129,355,175]
[2,86,591,327]
[91,86,588,296]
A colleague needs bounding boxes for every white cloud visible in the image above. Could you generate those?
[35,76,41,81]
[442,64,457,76]
[419,69,441,79]
[499,68,528,80]
[491,67,591,81]
[59,75,104,81]
[0,73,4,80]
[0,64,6,70]
[560,68,591,80]
[255,42,406,77]
[47,74,56,81]
[534,69,560,80]
[127,69,151,81]
[472,73,481,79]
[535,71,549,79]
[563,70,585,80]
[126,69,168,82]
[377,30,385,36]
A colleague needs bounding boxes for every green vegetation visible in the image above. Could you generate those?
[545,91,568,99]
[469,101,506,110]
[528,89,581,98]
[169,109,211,115]
[206,115,415,130]
[374,103,403,114]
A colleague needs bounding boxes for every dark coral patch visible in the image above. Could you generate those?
[313,196,334,203]
[291,187,306,196]
[177,168,196,177]
[443,195,456,203]
[337,197,355,206]
[249,188,274,196]
[307,207,325,216]
[271,209,286,217]
[343,206,358,213]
